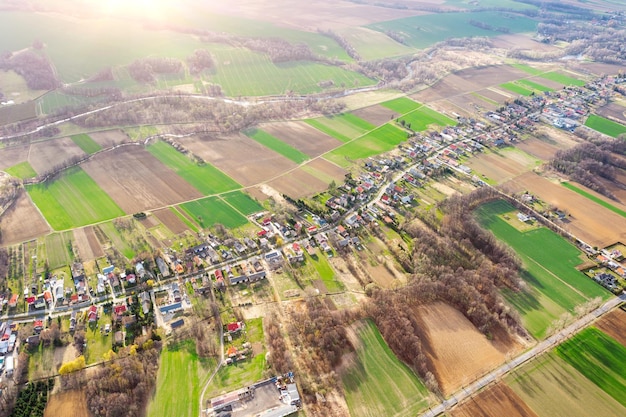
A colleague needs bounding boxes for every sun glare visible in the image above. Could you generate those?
[98,0,178,20]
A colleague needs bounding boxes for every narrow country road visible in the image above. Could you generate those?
[420,293,626,416]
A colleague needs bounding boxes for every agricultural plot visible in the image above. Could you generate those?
[538,71,585,86]
[305,113,375,143]
[73,227,104,261]
[515,79,553,92]
[595,308,626,347]
[27,167,124,230]
[259,121,342,157]
[267,168,329,199]
[325,123,408,167]
[507,353,626,417]
[381,97,422,114]
[0,70,47,103]
[209,46,374,97]
[83,145,202,213]
[352,104,398,126]
[0,144,28,171]
[147,340,216,417]
[180,197,249,229]
[511,63,543,75]
[342,320,433,417]
[222,191,264,216]
[466,147,539,184]
[337,27,416,61]
[596,101,626,125]
[499,82,533,96]
[171,207,200,233]
[556,327,626,407]
[89,129,133,147]
[0,100,37,124]
[245,129,310,164]
[584,114,626,138]
[28,137,86,175]
[562,182,626,218]
[505,171,626,248]
[451,383,538,417]
[5,161,37,179]
[180,133,297,186]
[147,140,240,195]
[45,391,91,417]
[476,200,610,338]
[70,133,102,154]
[300,158,348,184]
[367,12,537,49]
[98,222,138,259]
[412,302,512,395]
[153,208,189,235]
[400,105,457,131]
[45,233,72,270]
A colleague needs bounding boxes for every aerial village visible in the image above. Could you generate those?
[0,72,625,416]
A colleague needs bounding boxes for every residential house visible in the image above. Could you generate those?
[88,305,98,323]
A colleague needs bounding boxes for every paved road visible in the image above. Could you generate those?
[420,293,626,416]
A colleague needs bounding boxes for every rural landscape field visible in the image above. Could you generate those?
[0,0,626,417]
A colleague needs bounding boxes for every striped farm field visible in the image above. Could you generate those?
[476,200,610,339]
[45,232,72,269]
[515,79,553,92]
[180,197,249,229]
[222,191,264,215]
[342,320,433,417]
[70,133,102,154]
[305,113,375,143]
[325,123,408,167]
[538,71,585,86]
[27,167,125,230]
[147,140,240,195]
[562,182,626,218]
[556,327,626,407]
[400,106,457,131]
[245,129,310,164]
[209,46,375,96]
[511,63,543,75]
[584,114,626,138]
[381,97,422,114]
[500,82,533,96]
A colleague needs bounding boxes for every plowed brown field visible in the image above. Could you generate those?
[268,168,328,199]
[413,302,517,395]
[153,208,188,235]
[352,104,396,126]
[0,189,50,245]
[260,121,342,157]
[73,226,104,261]
[82,146,202,213]
[451,383,538,417]
[595,308,626,347]
[0,144,28,170]
[181,134,297,186]
[89,129,130,147]
[466,152,528,183]
[505,172,626,247]
[29,137,85,175]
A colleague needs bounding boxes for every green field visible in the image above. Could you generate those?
[367,11,537,49]
[147,340,216,417]
[5,161,37,179]
[381,97,422,114]
[209,46,375,97]
[99,222,137,259]
[507,352,626,417]
[476,200,610,338]
[70,133,102,154]
[538,71,586,86]
[500,82,533,96]
[511,63,543,75]
[325,123,408,167]
[222,191,264,215]
[515,79,553,92]
[245,129,310,163]
[556,327,626,407]
[45,233,72,269]
[400,105,457,131]
[562,182,626,218]
[27,167,125,230]
[180,197,249,229]
[305,113,375,143]
[343,320,432,417]
[445,0,538,11]
[584,114,626,138]
[147,140,240,195]
[338,27,417,61]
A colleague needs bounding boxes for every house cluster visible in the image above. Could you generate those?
[221,258,267,286]
[0,321,17,377]
[157,283,184,316]
[593,272,620,292]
